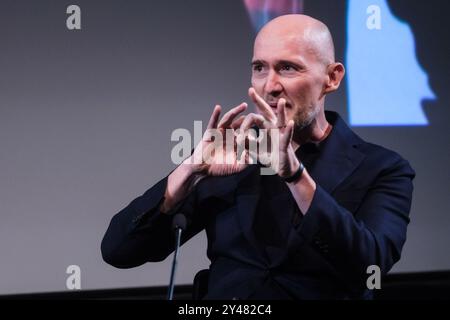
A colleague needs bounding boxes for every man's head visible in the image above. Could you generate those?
[251,14,345,129]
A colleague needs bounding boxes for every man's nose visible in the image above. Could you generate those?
[264,71,283,97]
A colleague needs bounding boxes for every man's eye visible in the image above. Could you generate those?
[253,65,263,72]
[281,65,295,71]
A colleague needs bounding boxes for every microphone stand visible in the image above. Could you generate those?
[167,214,186,300]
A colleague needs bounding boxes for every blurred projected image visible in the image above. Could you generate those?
[243,0,435,126]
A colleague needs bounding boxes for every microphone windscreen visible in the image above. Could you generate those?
[172,213,187,231]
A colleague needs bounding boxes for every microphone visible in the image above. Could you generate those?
[172,213,187,231]
[167,213,187,300]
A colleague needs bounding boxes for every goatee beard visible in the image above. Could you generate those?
[293,106,319,130]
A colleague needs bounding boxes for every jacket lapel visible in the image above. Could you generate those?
[306,111,366,195]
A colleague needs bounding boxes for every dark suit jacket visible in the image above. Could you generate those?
[101,111,415,299]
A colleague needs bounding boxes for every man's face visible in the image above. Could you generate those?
[251,32,328,129]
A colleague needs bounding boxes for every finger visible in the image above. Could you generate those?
[238,149,250,165]
[247,148,258,165]
[230,115,246,130]
[206,105,221,130]
[217,103,248,129]
[276,98,287,128]
[281,120,295,150]
[203,105,222,142]
[240,113,266,132]
[235,113,264,153]
[248,87,276,122]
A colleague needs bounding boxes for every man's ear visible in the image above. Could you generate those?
[324,62,345,94]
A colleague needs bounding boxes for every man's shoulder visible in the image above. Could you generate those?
[358,139,401,160]
[355,139,415,177]
[328,110,414,174]
[328,111,411,168]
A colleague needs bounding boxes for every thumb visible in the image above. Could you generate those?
[281,120,294,150]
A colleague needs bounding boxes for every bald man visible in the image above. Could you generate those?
[102,15,415,300]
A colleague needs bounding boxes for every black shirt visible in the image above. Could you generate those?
[253,142,322,260]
